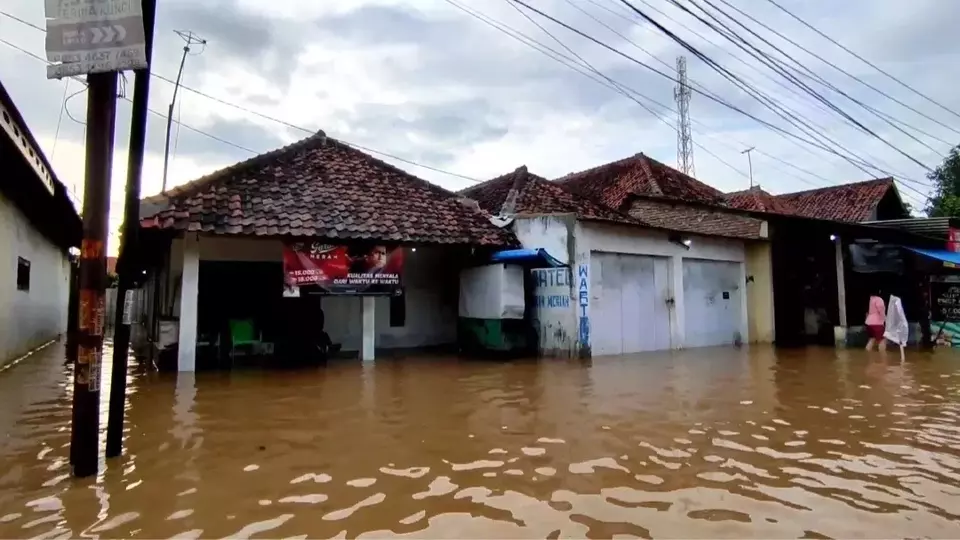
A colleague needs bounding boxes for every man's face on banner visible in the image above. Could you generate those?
[366,246,388,271]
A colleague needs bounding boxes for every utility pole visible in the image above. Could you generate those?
[741,147,755,188]
[70,71,119,478]
[106,0,158,459]
[674,56,695,177]
[161,30,206,192]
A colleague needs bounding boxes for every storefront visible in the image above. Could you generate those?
[135,131,515,371]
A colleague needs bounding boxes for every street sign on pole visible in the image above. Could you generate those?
[44,0,148,80]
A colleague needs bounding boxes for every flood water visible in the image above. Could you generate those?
[1,342,959,539]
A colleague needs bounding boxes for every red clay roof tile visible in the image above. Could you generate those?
[769,178,896,222]
[554,152,761,238]
[459,166,645,225]
[140,133,516,246]
[725,186,799,215]
[556,153,726,209]
[626,197,765,240]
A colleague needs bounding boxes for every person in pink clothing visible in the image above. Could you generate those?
[865,290,887,351]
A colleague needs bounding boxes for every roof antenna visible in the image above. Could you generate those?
[161,30,207,193]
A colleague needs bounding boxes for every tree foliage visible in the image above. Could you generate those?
[925,145,960,217]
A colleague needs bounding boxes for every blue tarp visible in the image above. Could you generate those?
[490,248,564,268]
[905,247,960,266]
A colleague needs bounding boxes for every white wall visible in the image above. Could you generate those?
[514,218,750,356]
[325,246,458,352]
[168,235,457,354]
[513,215,575,265]
[0,191,70,366]
[579,222,748,353]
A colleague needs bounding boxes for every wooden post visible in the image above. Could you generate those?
[70,71,119,478]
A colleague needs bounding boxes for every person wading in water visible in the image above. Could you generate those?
[865,289,887,351]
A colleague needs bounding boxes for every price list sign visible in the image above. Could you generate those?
[931,281,960,322]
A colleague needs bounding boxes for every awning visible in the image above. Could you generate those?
[905,247,960,267]
[490,248,564,268]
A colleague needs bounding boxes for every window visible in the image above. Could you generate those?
[389,291,406,328]
[16,257,30,291]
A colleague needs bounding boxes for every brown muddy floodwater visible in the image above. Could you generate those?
[1,343,960,539]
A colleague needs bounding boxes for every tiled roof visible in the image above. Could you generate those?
[556,153,726,210]
[140,132,516,246]
[458,166,644,225]
[725,186,799,215]
[555,152,762,239]
[626,197,765,240]
[771,178,896,223]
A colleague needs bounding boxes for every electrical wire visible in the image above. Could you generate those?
[763,0,960,125]
[0,13,485,184]
[568,0,846,186]
[610,0,933,200]
[661,0,937,187]
[501,0,751,182]
[707,0,959,144]
[52,78,70,159]
[506,1,898,176]
[685,0,947,157]
[64,87,87,126]
[501,0,931,204]
[605,0,935,187]
[620,0,934,179]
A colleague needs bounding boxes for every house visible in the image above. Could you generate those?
[0,80,81,367]
[726,178,909,222]
[724,179,935,347]
[460,156,773,357]
[137,130,516,371]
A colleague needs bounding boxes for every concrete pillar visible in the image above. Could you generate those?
[834,236,848,347]
[670,255,685,349]
[177,234,199,372]
[361,296,376,361]
[738,261,750,345]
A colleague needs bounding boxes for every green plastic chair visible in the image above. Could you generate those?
[228,319,261,360]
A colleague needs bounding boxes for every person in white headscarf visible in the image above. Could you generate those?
[883,295,909,361]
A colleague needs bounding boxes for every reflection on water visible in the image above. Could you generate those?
[1,342,959,538]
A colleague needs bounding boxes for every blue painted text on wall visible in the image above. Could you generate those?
[532,268,571,310]
[578,264,589,345]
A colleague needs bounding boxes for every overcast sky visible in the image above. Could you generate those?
[2,0,959,252]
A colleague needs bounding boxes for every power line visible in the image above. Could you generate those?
[0,12,485,185]
[504,0,930,203]
[707,0,958,146]
[612,0,933,199]
[763,0,960,126]
[628,0,933,178]
[663,0,937,188]
[687,0,947,158]
[585,0,932,186]
[461,0,752,182]
[454,0,885,194]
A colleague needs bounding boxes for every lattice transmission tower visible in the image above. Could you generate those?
[674,56,695,176]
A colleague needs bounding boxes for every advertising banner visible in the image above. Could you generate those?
[931,276,960,347]
[283,242,404,296]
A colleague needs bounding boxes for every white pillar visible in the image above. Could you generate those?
[834,236,848,346]
[361,296,376,361]
[739,261,750,344]
[670,255,685,349]
[178,234,200,372]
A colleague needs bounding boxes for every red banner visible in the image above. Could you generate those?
[949,228,960,253]
[283,242,404,296]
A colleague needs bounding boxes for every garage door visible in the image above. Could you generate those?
[682,259,743,348]
[591,253,671,355]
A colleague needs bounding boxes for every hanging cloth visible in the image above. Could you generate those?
[884,295,909,346]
